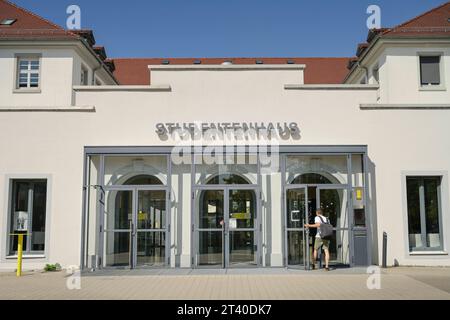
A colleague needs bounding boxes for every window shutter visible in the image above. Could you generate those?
[420,56,440,85]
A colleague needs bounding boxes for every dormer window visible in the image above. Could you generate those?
[0,18,17,26]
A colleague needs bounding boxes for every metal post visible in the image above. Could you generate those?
[17,234,24,277]
[302,218,306,270]
[222,221,226,269]
[382,232,387,268]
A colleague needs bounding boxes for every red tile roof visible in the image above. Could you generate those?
[113,3,450,85]
[383,1,450,37]
[0,0,118,80]
[0,0,78,40]
[0,0,61,29]
[2,0,448,86]
[347,2,450,76]
[112,57,351,85]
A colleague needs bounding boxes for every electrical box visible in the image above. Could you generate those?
[13,211,29,232]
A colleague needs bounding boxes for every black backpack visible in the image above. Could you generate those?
[318,216,333,240]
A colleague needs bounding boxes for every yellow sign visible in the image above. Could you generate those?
[230,212,251,220]
[138,211,148,221]
[356,188,363,201]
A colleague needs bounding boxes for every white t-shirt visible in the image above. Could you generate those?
[315,215,329,238]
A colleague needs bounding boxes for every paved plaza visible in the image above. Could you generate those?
[0,267,449,300]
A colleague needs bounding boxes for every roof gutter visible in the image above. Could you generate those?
[357,61,369,83]
[92,64,102,85]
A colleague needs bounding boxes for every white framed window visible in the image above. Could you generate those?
[81,65,89,85]
[420,56,440,86]
[418,53,445,90]
[16,56,40,89]
[7,179,48,256]
[406,176,444,252]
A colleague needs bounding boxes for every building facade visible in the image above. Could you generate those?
[0,0,450,271]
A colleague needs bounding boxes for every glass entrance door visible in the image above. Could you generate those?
[105,190,133,267]
[197,190,225,267]
[316,187,350,267]
[195,188,259,268]
[285,187,309,268]
[104,188,168,268]
[228,189,258,267]
[135,189,167,267]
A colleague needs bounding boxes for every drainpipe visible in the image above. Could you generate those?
[92,63,102,85]
[356,61,369,84]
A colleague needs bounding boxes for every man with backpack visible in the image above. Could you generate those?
[305,208,332,271]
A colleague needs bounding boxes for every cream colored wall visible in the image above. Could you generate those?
[1,66,450,269]
[0,48,75,107]
[72,51,91,86]
[360,45,450,104]
[150,67,305,93]
[0,47,115,111]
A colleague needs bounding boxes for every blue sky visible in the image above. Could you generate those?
[12,0,446,58]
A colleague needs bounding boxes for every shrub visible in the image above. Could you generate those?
[44,263,62,272]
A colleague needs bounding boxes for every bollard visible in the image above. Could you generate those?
[17,234,24,277]
[382,232,387,269]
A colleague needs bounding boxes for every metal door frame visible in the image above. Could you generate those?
[101,187,134,269]
[284,185,310,269]
[315,185,353,267]
[134,186,171,268]
[192,185,261,269]
[102,185,170,269]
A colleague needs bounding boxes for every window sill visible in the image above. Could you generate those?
[419,86,446,92]
[6,254,45,260]
[409,251,448,256]
[13,89,41,94]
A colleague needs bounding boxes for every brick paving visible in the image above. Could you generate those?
[0,267,449,300]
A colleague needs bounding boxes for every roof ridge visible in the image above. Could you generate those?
[111,57,352,60]
[384,1,450,35]
[2,0,65,31]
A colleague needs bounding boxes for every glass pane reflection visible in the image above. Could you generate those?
[136,232,165,267]
[199,190,224,229]
[199,231,223,266]
[229,231,256,266]
[105,232,131,267]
